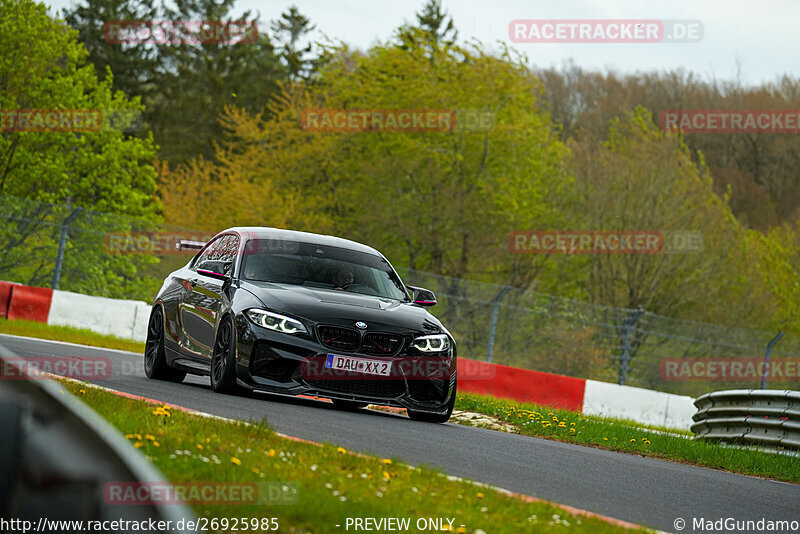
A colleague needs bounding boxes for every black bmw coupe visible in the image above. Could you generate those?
[144,227,457,423]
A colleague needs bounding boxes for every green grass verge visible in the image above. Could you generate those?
[0,318,144,353]
[58,380,644,534]
[454,393,800,484]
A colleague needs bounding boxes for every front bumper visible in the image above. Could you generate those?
[233,315,456,413]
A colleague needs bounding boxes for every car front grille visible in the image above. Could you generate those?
[317,325,361,352]
[361,333,403,356]
[305,378,405,399]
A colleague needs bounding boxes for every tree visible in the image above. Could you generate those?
[0,0,158,217]
[398,0,458,50]
[0,0,162,297]
[570,107,778,329]
[271,5,317,82]
[148,0,287,164]
[63,0,158,100]
[65,0,288,165]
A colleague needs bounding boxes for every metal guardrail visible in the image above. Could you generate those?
[0,345,195,530]
[691,389,800,450]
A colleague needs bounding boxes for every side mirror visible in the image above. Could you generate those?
[197,269,229,281]
[407,285,437,307]
[197,260,233,281]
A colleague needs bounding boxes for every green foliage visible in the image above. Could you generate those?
[0,0,158,218]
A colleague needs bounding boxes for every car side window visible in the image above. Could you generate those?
[191,236,222,270]
[217,234,239,263]
[193,234,240,275]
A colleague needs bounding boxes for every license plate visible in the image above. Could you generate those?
[324,354,391,376]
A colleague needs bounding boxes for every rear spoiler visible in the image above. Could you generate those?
[176,240,206,252]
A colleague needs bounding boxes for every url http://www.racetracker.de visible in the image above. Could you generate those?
[1,517,280,533]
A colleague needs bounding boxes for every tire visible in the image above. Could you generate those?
[210,316,239,393]
[407,379,456,424]
[332,399,368,411]
[144,306,186,383]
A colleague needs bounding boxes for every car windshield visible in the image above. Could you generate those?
[241,239,410,301]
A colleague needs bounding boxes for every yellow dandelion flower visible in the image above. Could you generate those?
[134,442,143,448]
[206,438,210,443]
[477,492,484,499]
[125,434,134,439]
[570,422,576,426]
[383,471,391,481]
[603,437,608,441]
[153,441,160,447]
[268,449,276,457]
[197,444,203,450]
[382,459,392,464]
[134,434,142,440]
[79,389,86,394]
[231,457,241,466]
[457,528,467,533]
[630,439,636,442]
[145,434,155,441]
[251,467,260,474]
[336,447,347,454]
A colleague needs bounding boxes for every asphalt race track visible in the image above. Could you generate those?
[2,334,799,532]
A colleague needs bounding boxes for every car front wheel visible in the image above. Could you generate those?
[211,316,239,393]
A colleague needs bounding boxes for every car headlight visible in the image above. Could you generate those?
[411,334,451,352]
[245,309,307,334]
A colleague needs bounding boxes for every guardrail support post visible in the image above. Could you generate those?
[618,306,645,385]
[760,331,784,389]
[52,204,83,291]
[486,285,512,363]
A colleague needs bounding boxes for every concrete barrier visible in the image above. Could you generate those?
[47,289,149,342]
[459,358,586,411]
[582,379,695,430]
[7,285,53,322]
[459,359,694,430]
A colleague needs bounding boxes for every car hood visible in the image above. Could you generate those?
[239,281,445,334]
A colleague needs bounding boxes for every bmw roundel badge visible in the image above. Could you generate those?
[355,321,367,329]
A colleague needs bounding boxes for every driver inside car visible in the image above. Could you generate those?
[332,268,354,290]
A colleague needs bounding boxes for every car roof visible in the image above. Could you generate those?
[224,227,385,257]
